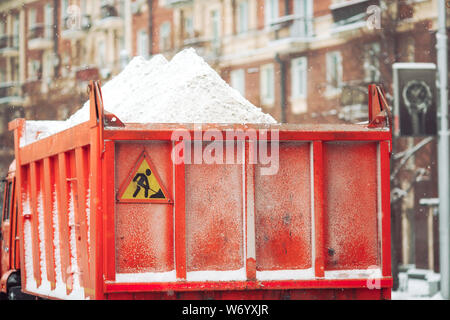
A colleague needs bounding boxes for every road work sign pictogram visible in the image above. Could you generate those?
[118,151,172,203]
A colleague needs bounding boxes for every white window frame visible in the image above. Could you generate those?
[230,69,245,97]
[264,0,279,26]
[260,63,275,106]
[291,56,308,99]
[137,29,149,58]
[326,50,343,94]
[238,0,249,34]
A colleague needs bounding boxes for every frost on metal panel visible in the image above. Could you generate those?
[324,142,378,270]
[52,188,65,296]
[23,194,37,292]
[255,142,312,273]
[37,191,51,293]
[86,188,91,259]
[115,142,174,275]
[185,146,244,276]
[67,186,85,299]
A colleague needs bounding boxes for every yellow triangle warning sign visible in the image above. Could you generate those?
[118,152,172,204]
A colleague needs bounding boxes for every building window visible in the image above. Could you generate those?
[159,22,171,52]
[43,51,54,80]
[13,14,20,48]
[292,0,313,37]
[291,56,308,99]
[0,68,5,83]
[265,0,279,26]
[28,59,41,80]
[137,29,149,58]
[260,64,275,106]
[184,15,194,38]
[231,69,245,97]
[61,0,69,22]
[28,8,37,30]
[11,57,19,82]
[211,10,220,47]
[45,4,54,39]
[0,20,5,36]
[98,40,106,68]
[326,50,342,93]
[238,0,249,34]
[364,42,380,83]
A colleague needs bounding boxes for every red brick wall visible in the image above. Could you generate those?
[132,6,149,56]
[313,0,331,16]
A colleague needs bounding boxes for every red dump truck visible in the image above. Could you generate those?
[0,82,392,300]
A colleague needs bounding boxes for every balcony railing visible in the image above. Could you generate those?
[167,0,193,6]
[63,14,92,31]
[270,15,315,40]
[0,82,23,105]
[28,24,53,40]
[0,35,19,51]
[95,3,124,29]
[330,0,379,31]
[183,36,221,62]
[101,3,120,19]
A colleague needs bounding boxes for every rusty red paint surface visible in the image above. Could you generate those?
[324,142,378,270]
[185,143,244,272]
[255,142,312,271]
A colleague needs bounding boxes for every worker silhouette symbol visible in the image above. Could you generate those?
[133,169,152,198]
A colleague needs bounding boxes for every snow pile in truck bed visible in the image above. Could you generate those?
[23,48,276,145]
[69,48,276,124]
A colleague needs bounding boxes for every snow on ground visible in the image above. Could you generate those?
[392,289,444,300]
[392,271,445,300]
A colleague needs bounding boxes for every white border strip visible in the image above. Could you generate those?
[186,269,247,282]
[116,270,177,283]
[256,268,314,281]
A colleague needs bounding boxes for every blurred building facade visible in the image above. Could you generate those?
[0,0,448,287]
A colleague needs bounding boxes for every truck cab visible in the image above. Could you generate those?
[0,160,21,299]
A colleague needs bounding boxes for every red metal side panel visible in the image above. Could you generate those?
[174,142,186,280]
[255,142,312,271]
[185,143,244,272]
[115,142,174,274]
[56,153,71,291]
[323,142,378,270]
[29,162,42,287]
[74,147,91,289]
